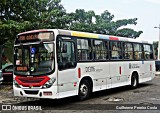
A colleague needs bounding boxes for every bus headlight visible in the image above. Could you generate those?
[13,80,21,88]
[42,78,56,89]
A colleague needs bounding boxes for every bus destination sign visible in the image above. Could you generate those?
[18,34,38,41]
[17,32,54,44]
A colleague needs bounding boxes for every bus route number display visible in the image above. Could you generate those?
[18,34,38,41]
[16,66,28,71]
[18,32,53,42]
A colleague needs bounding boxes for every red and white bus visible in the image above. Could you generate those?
[13,29,155,100]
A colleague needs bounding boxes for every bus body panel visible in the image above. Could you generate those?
[57,67,78,98]
[75,62,110,91]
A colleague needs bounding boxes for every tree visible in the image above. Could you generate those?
[1,1,143,44]
[0,0,66,42]
[68,10,143,38]
[67,9,96,32]
[116,28,143,38]
[1,1,143,62]
[1,0,67,62]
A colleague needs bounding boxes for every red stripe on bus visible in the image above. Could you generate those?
[119,66,122,75]
[109,36,119,41]
[78,68,81,78]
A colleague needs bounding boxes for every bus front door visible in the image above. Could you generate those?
[57,38,77,98]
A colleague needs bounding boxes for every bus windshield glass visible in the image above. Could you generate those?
[14,43,54,76]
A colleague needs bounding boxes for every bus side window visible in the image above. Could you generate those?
[93,40,107,61]
[133,43,143,60]
[77,39,92,61]
[135,52,139,60]
[124,42,133,60]
[143,44,154,60]
[58,40,76,70]
[110,41,122,60]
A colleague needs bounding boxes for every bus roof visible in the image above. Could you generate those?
[18,29,52,35]
[18,29,149,44]
[57,29,149,44]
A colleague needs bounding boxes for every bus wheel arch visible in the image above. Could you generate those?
[78,76,93,101]
[131,71,139,88]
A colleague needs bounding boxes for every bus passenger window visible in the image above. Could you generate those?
[77,39,92,61]
[112,45,119,58]
[133,44,143,60]
[135,52,139,60]
[58,40,76,70]
[124,43,133,60]
[110,42,122,60]
[143,44,153,60]
[93,40,107,61]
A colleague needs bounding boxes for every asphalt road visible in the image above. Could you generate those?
[0,76,160,113]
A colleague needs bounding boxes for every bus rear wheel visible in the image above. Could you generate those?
[131,73,138,88]
[78,79,91,101]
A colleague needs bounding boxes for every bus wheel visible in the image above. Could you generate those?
[131,73,138,88]
[78,79,91,101]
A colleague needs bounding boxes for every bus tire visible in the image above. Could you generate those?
[131,73,138,88]
[78,79,91,101]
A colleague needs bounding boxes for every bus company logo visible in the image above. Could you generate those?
[129,63,140,69]
[2,105,11,110]
[85,66,96,72]
[29,84,33,89]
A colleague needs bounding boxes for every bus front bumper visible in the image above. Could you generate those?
[13,85,58,99]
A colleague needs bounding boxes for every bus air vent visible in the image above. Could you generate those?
[24,90,39,95]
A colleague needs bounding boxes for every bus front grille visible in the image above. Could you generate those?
[19,78,44,83]
[15,76,50,87]
[24,90,39,95]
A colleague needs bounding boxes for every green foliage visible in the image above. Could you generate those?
[116,28,143,38]
[67,9,143,38]
[1,1,143,44]
[0,0,143,61]
[1,0,66,44]
[1,0,67,63]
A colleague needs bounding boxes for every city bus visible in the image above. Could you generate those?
[13,29,155,100]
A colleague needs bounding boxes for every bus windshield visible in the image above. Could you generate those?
[14,43,54,76]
